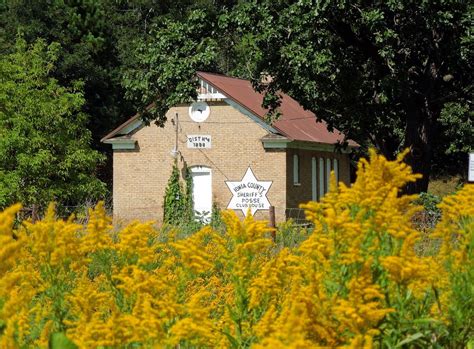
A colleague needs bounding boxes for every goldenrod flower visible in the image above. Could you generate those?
[0,151,472,348]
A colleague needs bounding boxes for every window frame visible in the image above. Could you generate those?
[311,157,317,201]
[293,154,300,185]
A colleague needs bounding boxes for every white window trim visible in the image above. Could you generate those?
[333,159,339,183]
[311,157,317,201]
[326,158,331,192]
[293,154,300,185]
[319,158,324,198]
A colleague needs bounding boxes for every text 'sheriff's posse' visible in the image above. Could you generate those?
[225,167,272,215]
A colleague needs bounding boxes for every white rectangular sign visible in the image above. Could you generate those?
[469,153,474,182]
[187,135,211,149]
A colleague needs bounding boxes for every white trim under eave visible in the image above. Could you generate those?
[262,140,353,153]
[103,138,137,150]
[119,119,142,135]
[198,93,227,100]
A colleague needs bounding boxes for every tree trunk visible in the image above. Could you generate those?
[403,97,438,194]
[31,203,39,223]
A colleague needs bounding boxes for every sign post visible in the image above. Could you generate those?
[269,205,276,242]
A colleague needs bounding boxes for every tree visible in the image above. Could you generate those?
[122,5,232,125]
[432,101,473,175]
[226,0,473,192]
[0,0,136,190]
[0,39,106,213]
[0,0,235,140]
[0,0,238,187]
[124,1,473,193]
[0,0,133,146]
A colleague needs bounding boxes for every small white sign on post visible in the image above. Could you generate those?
[187,135,211,149]
[225,167,272,215]
[469,153,474,182]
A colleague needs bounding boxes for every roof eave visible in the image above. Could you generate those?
[102,137,137,150]
[262,139,354,153]
[101,115,141,143]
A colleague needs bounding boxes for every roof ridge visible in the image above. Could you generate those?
[197,71,253,82]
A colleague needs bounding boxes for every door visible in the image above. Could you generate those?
[190,166,212,222]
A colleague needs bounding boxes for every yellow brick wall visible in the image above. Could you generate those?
[113,101,287,223]
[112,101,353,224]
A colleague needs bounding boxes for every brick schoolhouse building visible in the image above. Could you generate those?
[102,72,357,222]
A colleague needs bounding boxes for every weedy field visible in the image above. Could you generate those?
[0,150,473,348]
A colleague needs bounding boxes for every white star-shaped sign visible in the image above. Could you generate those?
[225,167,272,216]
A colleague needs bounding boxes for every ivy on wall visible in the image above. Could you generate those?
[163,161,193,224]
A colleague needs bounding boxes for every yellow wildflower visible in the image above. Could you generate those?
[0,203,23,275]
[80,201,112,254]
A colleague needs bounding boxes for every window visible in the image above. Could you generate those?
[326,158,331,191]
[319,157,324,199]
[293,154,300,185]
[311,157,317,201]
[333,159,339,182]
[314,157,338,199]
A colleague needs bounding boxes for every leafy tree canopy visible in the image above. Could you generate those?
[0,0,236,140]
[122,9,219,125]
[0,39,106,211]
[233,1,473,192]
[123,1,473,192]
[0,0,140,148]
[0,0,237,187]
[1,1,471,192]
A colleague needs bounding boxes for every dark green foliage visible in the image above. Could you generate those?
[0,39,106,210]
[433,101,474,176]
[163,161,193,225]
[0,0,240,187]
[0,0,135,145]
[183,163,194,222]
[122,9,218,126]
[210,202,224,231]
[228,1,473,192]
[0,0,471,193]
[415,192,442,225]
[163,163,183,224]
[0,0,232,192]
[122,1,473,192]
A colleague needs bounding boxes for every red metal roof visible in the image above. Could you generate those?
[197,71,356,146]
[102,72,356,147]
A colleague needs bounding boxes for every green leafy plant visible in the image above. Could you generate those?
[0,38,106,212]
[49,332,78,349]
[163,161,193,225]
[415,192,442,227]
[210,202,224,231]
